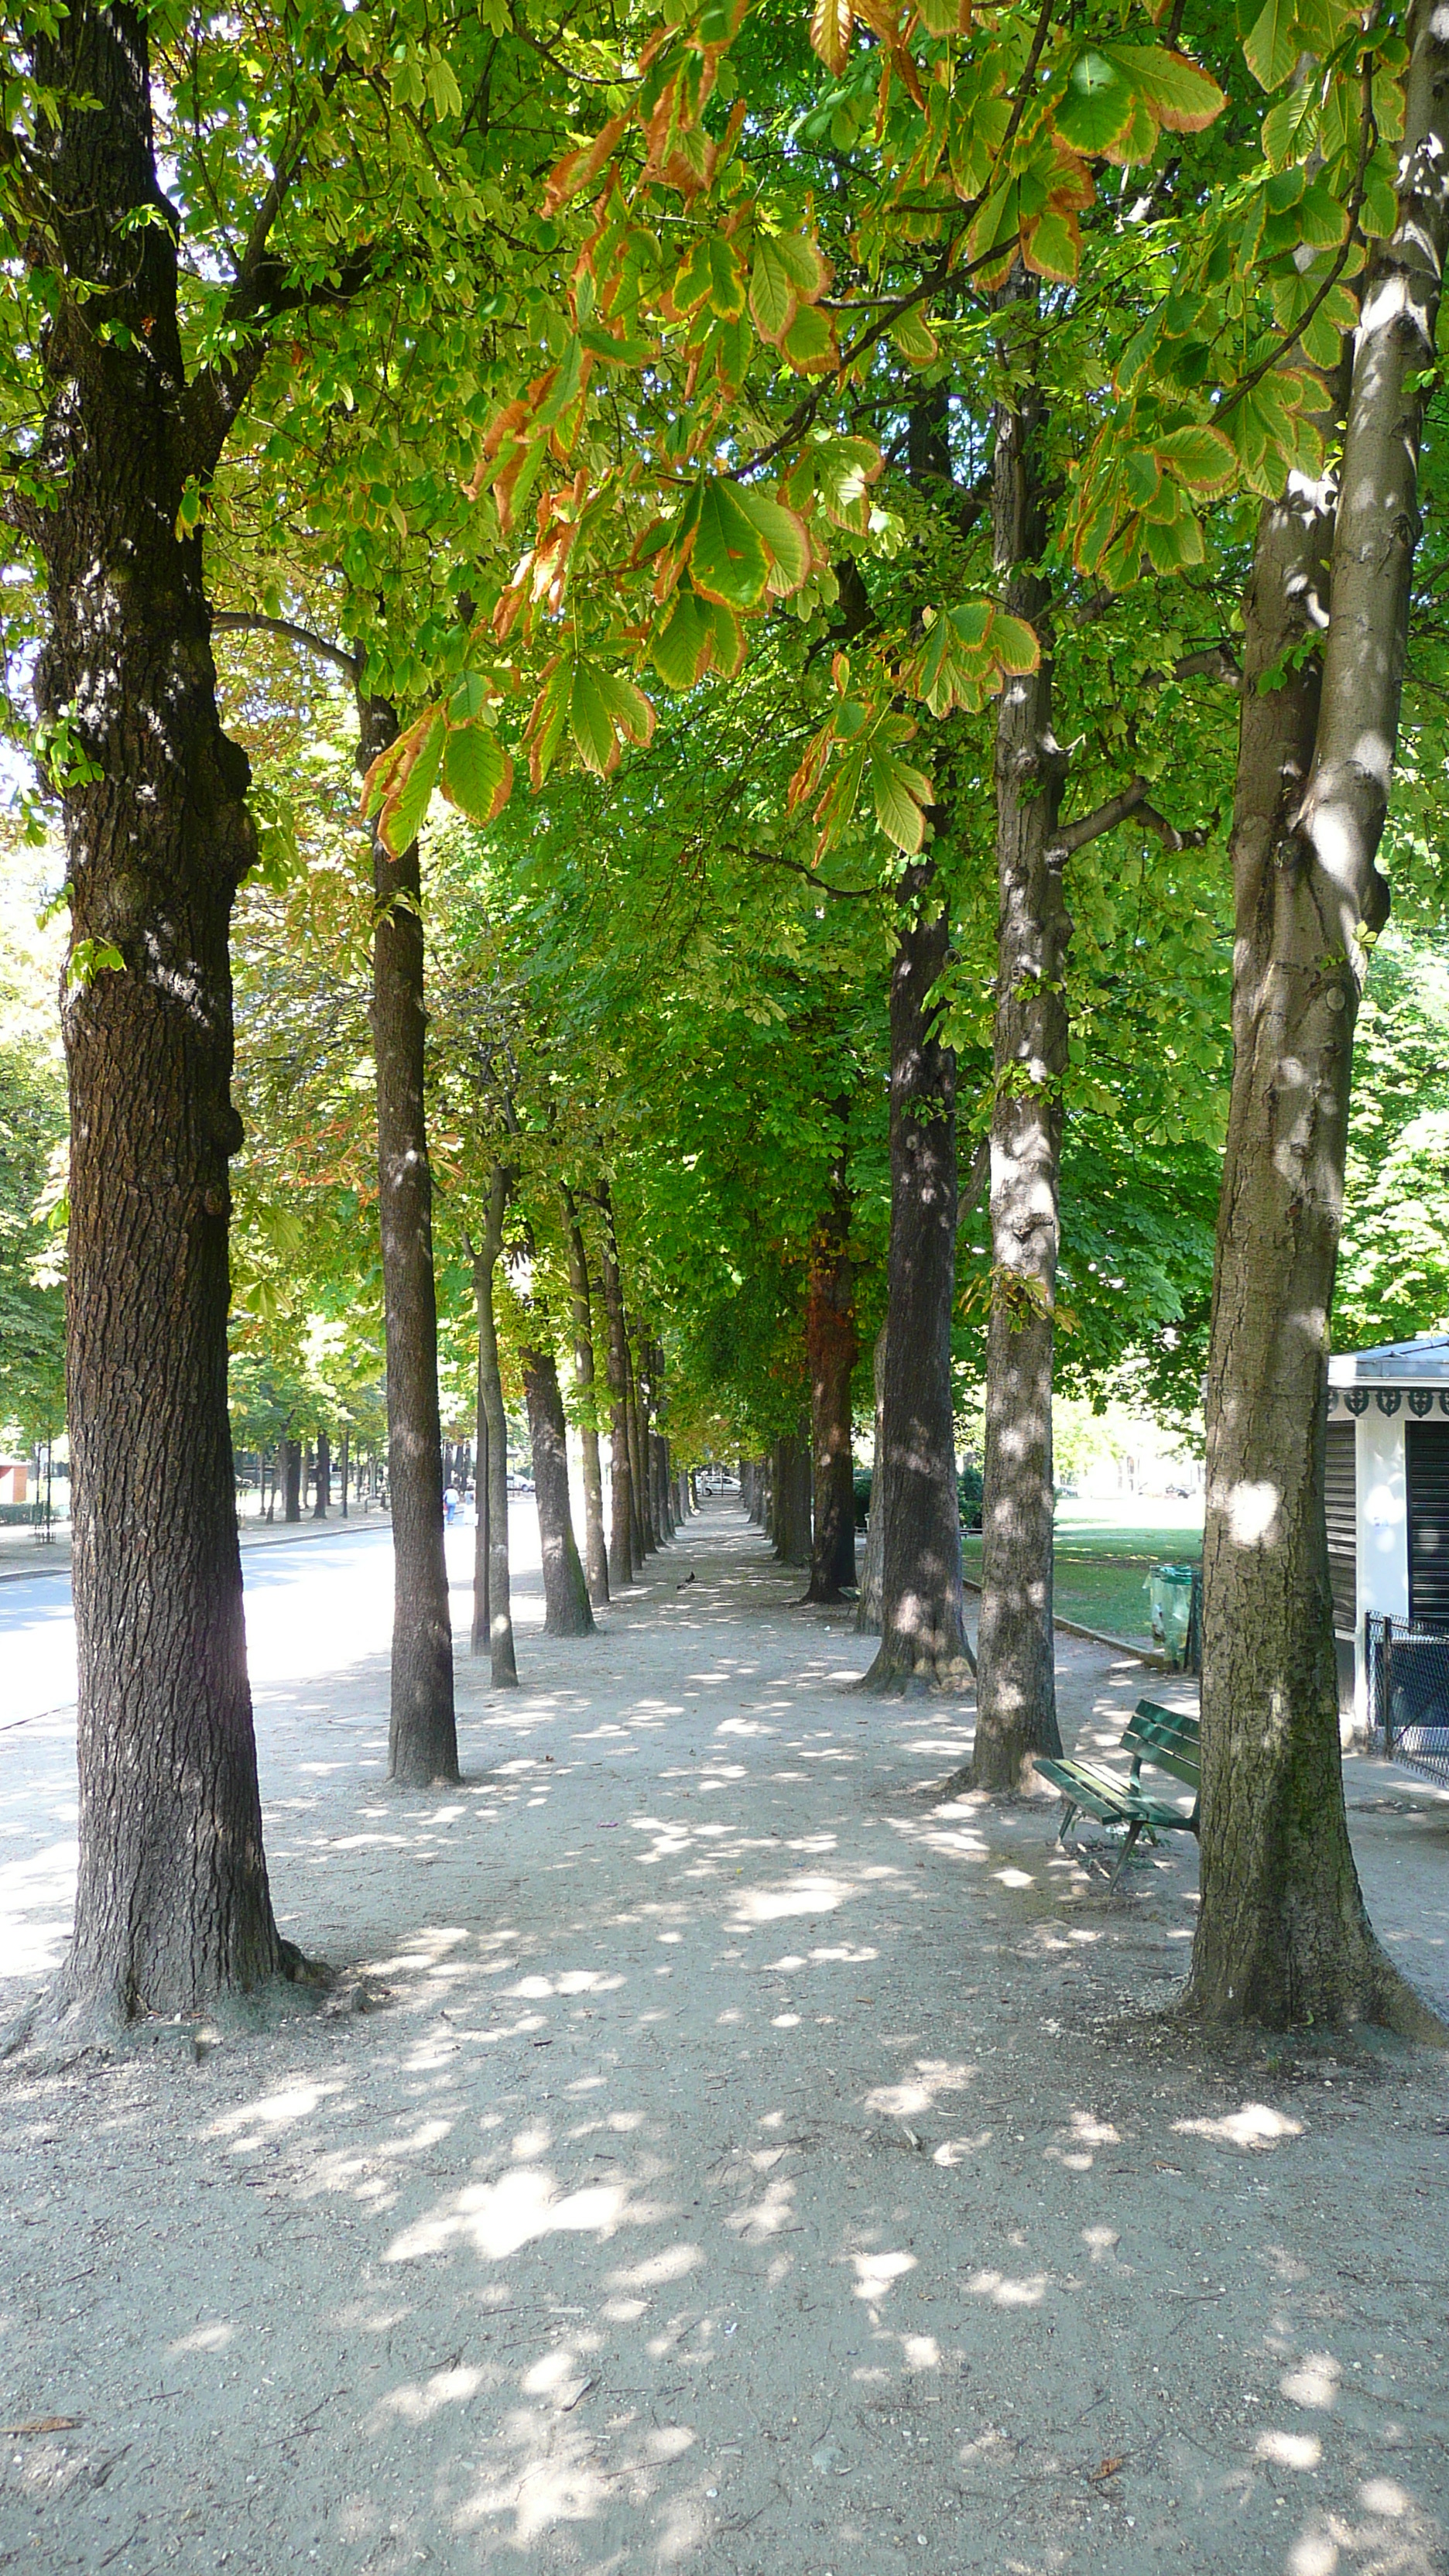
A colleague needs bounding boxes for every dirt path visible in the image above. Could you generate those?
[2,1499,1447,2576]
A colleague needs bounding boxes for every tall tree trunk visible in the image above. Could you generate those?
[283,1439,302,1523]
[861,869,969,1688]
[594,1184,635,1588]
[340,1427,349,1519]
[563,1187,609,1607]
[626,1334,653,1555]
[521,1320,594,1637]
[313,1429,331,1520]
[27,0,287,2020]
[357,695,458,1787]
[855,1327,889,1634]
[973,327,1067,1786]
[803,1149,858,1605]
[1188,29,1449,2036]
[773,1426,813,1568]
[471,1165,516,1684]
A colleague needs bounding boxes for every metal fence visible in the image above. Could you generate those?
[1365,1613,1449,1787]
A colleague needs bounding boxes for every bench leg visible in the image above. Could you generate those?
[1057,1802,1079,1846]
[1108,1817,1143,1893]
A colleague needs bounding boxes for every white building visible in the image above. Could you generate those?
[1327,1334,1449,1737]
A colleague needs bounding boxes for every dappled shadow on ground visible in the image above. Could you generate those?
[1,1508,1446,2574]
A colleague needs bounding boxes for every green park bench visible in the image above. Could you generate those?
[1036,1700,1201,1891]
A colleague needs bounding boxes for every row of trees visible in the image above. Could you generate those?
[3,0,1448,2043]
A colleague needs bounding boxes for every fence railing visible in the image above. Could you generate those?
[1365,1613,1449,1787]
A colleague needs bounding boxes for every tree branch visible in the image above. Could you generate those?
[749,848,877,900]
[1050,776,1215,859]
[212,609,362,679]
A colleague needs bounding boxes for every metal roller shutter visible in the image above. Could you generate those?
[1324,1421,1356,1636]
[1408,1421,1449,1626]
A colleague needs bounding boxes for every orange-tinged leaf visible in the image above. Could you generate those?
[542,114,629,217]
[810,0,853,74]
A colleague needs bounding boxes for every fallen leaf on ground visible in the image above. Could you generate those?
[1088,2454,1126,2482]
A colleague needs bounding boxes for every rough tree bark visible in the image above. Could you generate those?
[563,1187,609,1607]
[313,1430,331,1519]
[520,1284,594,1638]
[860,868,970,1688]
[1187,20,1449,2037]
[358,695,458,1787]
[772,1427,813,1569]
[594,1185,635,1588]
[470,1163,517,1685]
[803,1128,858,1605]
[283,1439,303,1524]
[972,326,1067,1786]
[25,2,289,2019]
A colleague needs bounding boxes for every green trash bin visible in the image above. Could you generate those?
[1149,1563,1196,1667]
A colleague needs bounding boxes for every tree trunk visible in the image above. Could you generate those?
[471,1166,516,1684]
[860,869,969,1689]
[973,334,1067,1786]
[28,0,289,2020]
[357,695,458,1788]
[283,1440,302,1523]
[773,1427,813,1568]
[313,1429,331,1519]
[803,1146,858,1604]
[626,1336,653,1554]
[521,1330,595,1637]
[1187,27,1449,2037]
[340,1427,349,1519]
[563,1187,609,1607]
[594,1185,635,1588]
[855,1327,888,1634]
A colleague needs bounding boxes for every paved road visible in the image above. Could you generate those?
[0,1511,544,1734]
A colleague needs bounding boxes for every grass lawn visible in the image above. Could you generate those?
[962,1495,1204,1648]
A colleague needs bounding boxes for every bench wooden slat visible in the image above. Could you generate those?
[1041,1697,1200,1888]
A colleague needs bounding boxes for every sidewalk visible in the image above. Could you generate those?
[0,1503,392,1586]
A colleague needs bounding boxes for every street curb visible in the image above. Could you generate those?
[0,1515,394,1588]
[961,1577,1171,1672]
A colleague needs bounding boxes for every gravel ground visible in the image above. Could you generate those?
[1,1499,1446,2576]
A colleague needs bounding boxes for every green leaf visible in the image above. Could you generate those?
[1153,424,1238,495]
[889,304,939,367]
[989,611,1040,675]
[1105,44,1225,132]
[1054,50,1135,156]
[780,303,836,375]
[441,722,512,827]
[1243,0,1297,92]
[749,239,797,344]
[570,663,618,774]
[870,752,933,853]
[651,589,714,689]
[732,485,811,594]
[689,481,772,609]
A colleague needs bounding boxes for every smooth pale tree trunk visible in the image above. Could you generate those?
[521,1327,594,1636]
[803,1152,858,1604]
[595,1185,635,1588]
[563,1187,609,1607]
[973,348,1067,1784]
[861,868,970,1688]
[358,694,458,1787]
[313,1430,331,1519]
[855,1327,888,1634]
[26,0,287,2021]
[470,1166,517,1684]
[283,1440,302,1523]
[1188,27,1449,2037]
